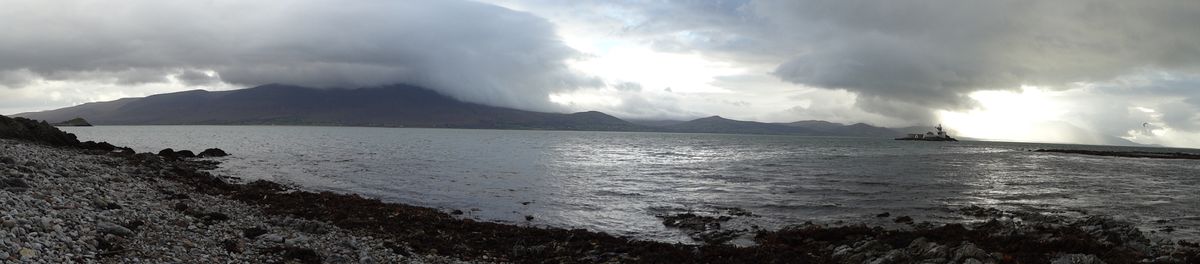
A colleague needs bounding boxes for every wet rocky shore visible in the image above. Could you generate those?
[3,116,1200,263]
[1034,149,1200,160]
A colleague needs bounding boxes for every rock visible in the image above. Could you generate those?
[243,227,269,239]
[259,234,285,243]
[282,247,323,264]
[0,250,8,260]
[201,212,231,223]
[876,212,891,218]
[951,242,989,262]
[18,247,34,258]
[450,209,464,215]
[525,215,535,221]
[176,150,196,158]
[894,216,914,224]
[0,156,14,164]
[690,229,742,245]
[2,178,31,188]
[658,213,728,231]
[124,220,145,232]
[222,239,245,253]
[92,198,122,210]
[97,221,135,237]
[1050,253,1105,264]
[97,234,127,254]
[198,148,229,157]
[158,148,176,157]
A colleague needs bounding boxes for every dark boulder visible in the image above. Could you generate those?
[198,148,229,158]
[175,150,196,158]
[158,148,196,159]
[243,227,269,239]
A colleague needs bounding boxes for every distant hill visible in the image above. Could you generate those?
[787,120,901,138]
[15,84,646,131]
[16,84,903,138]
[663,116,821,135]
[52,117,93,127]
[626,119,686,127]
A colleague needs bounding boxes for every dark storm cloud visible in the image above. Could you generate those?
[755,0,1200,121]
[0,0,596,111]
[522,0,1200,122]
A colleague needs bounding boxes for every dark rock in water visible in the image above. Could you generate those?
[158,148,197,159]
[691,229,743,245]
[175,150,196,158]
[658,213,729,231]
[894,216,914,223]
[243,227,269,239]
[450,210,464,215]
[720,207,755,217]
[877,212,891,218]
[525,215,535,221]
[199,148,229,157]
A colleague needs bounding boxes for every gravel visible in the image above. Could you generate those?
[0,139,474,263]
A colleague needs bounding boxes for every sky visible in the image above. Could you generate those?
[1,0,1199,148]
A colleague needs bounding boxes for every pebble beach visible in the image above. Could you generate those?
[1,138,464,263]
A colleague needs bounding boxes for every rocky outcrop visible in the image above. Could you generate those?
[0,115,80,147]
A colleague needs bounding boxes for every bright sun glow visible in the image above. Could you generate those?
[938,86,1080,143]
[567,44,744,94]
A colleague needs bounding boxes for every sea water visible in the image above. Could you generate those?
[63,126,1200,243]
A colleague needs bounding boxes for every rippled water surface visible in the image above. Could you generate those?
[64,126,1200,243]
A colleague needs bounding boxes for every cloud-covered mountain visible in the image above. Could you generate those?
[0,0,593,113]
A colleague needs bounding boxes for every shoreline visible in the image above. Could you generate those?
[1034,149,1200,160]
[3,117,1200,263]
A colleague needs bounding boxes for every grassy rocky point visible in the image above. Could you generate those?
[2,114,1200,263]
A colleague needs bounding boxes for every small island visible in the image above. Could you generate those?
[52,117,92,127]
[895,124,957,141]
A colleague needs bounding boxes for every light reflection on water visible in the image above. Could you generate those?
[64,126,1200,243]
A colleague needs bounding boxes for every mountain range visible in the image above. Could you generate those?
[15,84,905,137]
